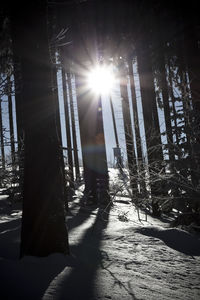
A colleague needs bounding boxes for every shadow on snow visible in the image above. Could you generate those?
[135,226,200,256]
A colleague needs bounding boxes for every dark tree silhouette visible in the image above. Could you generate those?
[73,3,109,204]
[10,1,69,257]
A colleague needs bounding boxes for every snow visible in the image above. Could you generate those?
[0,169,200,300]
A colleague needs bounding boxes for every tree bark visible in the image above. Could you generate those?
[157,52,174,163]
[167,59,181,157]
[10,1,69,257]
[184,20,200,187]
[127,58,146,194]
[119,60,137,191]
[0,99,5,170]
[67,71,80,181]
[136,44,163,164]
[136,40,163,203]
[60,54,74,190]
[7,77,15,167]
[10,18,25,193]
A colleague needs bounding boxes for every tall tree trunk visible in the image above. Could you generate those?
[60,54,74,190]
[110,97,119,148]
[73,4,109,204]
[167,58,181,158]
[128,58,143,163]
[76,74,109,203]
[0,99,5,170]
[11,1,69,257]
[136,41,163,206]
[47,5,69,210]
[10,10,25,199]
[178,42,197,188]
[7,77,15,167]
[127,58,146,194]
[137,45,163,164]
[119,60,137,192]
[109,96,123,169]
[157,52,175,163]
[184,21,200,187]
[67,71,80,181]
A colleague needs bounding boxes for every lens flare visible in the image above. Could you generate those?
[87,65,115,95]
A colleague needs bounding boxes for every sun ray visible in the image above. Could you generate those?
[87,65,115,95]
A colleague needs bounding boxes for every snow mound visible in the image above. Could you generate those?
[135,226,200,256]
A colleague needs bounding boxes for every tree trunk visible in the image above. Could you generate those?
[184,21,200,187]
[136,41,163,204]
[119,60,137,192]
[157,52,175,163]
[136,45,163,164]
[76,74,109,203]
[7,77,15,167]
[67,71,80,181]
[127,58,146,194]
[10,19,25,194]
[60,54,74,190]
[11,1,69,257]
[47,5,69,210]
[167,58,181,157]
[109,96,123,169]
[128,58,143,164]
[0,99,5,170]
[73,4,109,204]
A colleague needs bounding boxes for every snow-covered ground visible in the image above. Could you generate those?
[0,169,200,300]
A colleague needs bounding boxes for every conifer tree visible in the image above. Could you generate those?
[10,0,69,257]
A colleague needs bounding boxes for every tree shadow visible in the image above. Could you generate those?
[67,200,98,233]
[0,251,79,300]
[135,226,200,256]
[50,205,112,300]
[0,218,21,259]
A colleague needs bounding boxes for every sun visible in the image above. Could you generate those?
[87,65,115,95]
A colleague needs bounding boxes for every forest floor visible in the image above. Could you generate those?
[0,168,200,300]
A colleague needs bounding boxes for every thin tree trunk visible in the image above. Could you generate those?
[60,55,74,190]
[0,100,5,170]
[110,96,123,168]
[128,58,146,194]
[128,58,143,163]
[10,12,25,199]
[110,97,119,147]
[7,77,15,167]
[119,60,137,192]
[167,59,181,157]
[67,71,80,181]
[158,52,175,163]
